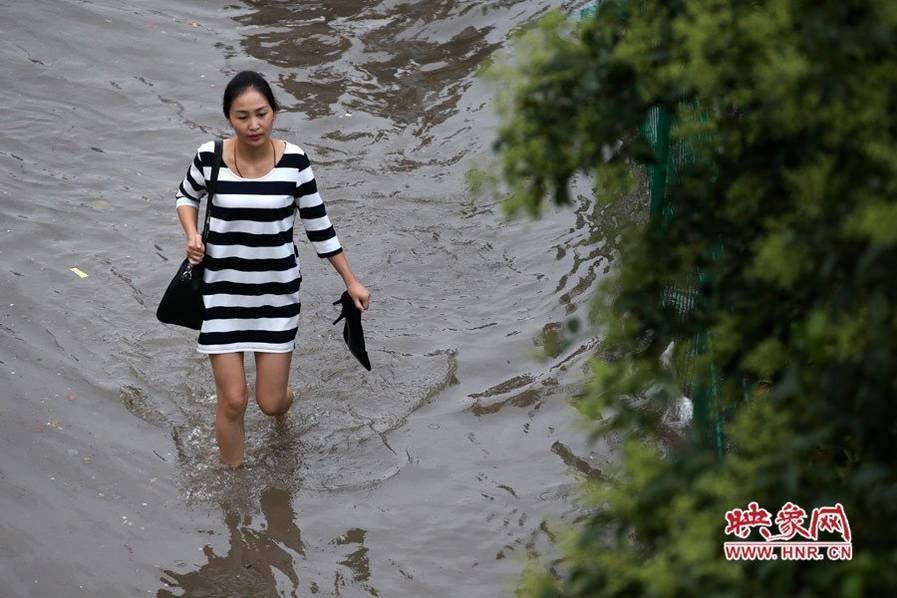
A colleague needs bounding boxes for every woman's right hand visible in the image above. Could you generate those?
[186,232,205,265]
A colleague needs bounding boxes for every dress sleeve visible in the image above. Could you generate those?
[175,147,207,209]
[294,152,343,258]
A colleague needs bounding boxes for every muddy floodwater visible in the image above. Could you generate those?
[0,1,629,595]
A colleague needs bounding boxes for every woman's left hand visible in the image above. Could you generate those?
[347,280,371,311]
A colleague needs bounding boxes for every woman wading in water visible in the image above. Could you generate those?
[174,71,371,467]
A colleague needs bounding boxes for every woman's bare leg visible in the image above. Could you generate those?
[255,352,294,420]
[209,352,249,467]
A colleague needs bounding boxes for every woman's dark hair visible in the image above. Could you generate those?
[222,71,279,118]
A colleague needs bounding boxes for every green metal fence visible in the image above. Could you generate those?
[579,3,725,454]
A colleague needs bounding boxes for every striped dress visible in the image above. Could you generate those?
[175,140,342,354]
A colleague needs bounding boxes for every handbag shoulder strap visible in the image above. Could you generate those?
[201,139,224,242]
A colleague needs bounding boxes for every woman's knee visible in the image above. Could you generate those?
[218,385,249,417]
[257,387,292,417]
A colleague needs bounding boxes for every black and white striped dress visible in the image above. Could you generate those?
[175,140,342,354]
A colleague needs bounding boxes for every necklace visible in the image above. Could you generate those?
[233,138,276,178]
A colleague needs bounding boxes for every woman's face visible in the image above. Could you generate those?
[227,87,275,148]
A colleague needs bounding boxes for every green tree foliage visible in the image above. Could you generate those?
[477,1,897,595]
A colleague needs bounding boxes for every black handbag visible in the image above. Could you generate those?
[156,140,223,330]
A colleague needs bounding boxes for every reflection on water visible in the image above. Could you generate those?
[158,488,305,597]
[158,425,376,597]
[158,488,378,597]
[159,421,307,596]
[236,0,501,133]
[332,528,374,594]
